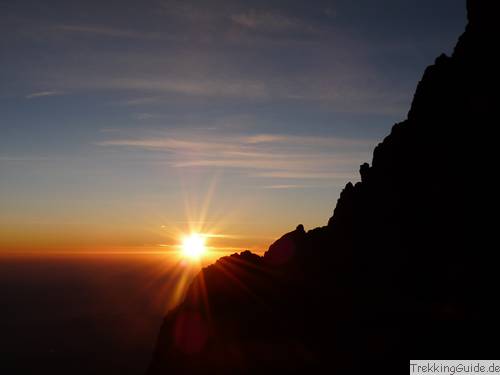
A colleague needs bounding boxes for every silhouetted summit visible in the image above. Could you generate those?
[147,1,498,373]
[263,224,305,265]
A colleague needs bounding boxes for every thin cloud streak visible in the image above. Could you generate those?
[261,184,323,189]
[54,25,167,39]
[170,158,356,173]
[0,155,52,162]
[49,75,269,100]
[159,2,319,35]
[43,70,408,115]
[97,132,371,182]
[253,171,355,179]
[230,11,313,33]
[102,78,268,99]
[97,134,371,150]
[26,91,64,99]
[116,97,164,106]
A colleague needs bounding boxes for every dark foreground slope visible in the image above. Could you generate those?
[148,1,498,373]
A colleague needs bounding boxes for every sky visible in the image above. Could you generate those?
[0,0,466,254]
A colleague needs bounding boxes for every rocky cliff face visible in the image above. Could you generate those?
[147,1,498,373]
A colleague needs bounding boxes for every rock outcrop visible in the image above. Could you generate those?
[147,1,499,373]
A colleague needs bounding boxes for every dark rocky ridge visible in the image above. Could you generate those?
[147,1,498,373]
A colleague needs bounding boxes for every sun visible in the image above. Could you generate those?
[181,233,207,260]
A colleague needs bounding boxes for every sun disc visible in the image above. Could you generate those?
[181,233,207,260]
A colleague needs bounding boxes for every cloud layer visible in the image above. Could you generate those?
[97,131,372,184]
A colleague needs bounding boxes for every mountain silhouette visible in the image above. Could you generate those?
[147,1,498,373]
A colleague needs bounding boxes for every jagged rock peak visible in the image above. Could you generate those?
[467,0,495,26]
[263,224,306,265]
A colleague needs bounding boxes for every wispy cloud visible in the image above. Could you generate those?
[26,91,64,99]
[51,75,268,100]
[54,25,166,39]
[102,78,268,98]
[261,184,322,189]
[97,133,369,153]
[116,96,164,106]
[97,132,371,183]
[134,113,163,120]
[39,56,408,114]
[158,2,214,21]
[254,171,354,179]
[230,11,305,33]
[160,2,319,35]
[0,155,51,162]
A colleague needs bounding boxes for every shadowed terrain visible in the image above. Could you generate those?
[147,1,498,373]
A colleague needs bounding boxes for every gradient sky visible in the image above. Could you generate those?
[0,0,466,254]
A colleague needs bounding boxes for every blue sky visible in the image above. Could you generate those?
[0,0,466,253]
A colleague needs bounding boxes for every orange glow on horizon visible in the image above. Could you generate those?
[0,172,283,258]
